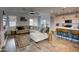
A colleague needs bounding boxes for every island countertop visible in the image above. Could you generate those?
[56,27,79,31]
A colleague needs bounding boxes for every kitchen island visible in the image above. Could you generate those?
[56,27,79,42]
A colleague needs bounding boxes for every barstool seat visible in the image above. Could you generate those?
[72,30,79,40]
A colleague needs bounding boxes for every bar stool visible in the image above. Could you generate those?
[67,29,72,41]
[72,30,79,42]
[56,28,63,39]
[62,29,68,39]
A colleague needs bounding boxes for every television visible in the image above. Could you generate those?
[65,20,72,23]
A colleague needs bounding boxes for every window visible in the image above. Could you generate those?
[9,16,16,27]
[43,19,46,25]
[3,16,7,26]
[3,18,6,26]
[9,22,16,27]
[29,18,33,26]
[41,19,47,27]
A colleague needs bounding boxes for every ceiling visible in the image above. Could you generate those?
[1,7,79,16]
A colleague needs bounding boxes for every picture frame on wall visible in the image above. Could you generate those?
[20,17,27,21]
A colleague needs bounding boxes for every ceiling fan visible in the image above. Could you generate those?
[29,8,39,15]
[22,8,40,16]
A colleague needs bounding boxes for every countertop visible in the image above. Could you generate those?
[56,27,79,31]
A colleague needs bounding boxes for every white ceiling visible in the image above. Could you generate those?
[1,7,79,16]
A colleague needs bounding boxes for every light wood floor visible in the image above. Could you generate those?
[3,34,79,52]
[2,36,16,52]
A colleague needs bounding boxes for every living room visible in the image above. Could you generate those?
[0,7,79,52]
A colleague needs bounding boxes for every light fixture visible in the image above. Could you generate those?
[74,8,79,18]
[3,10,6,15]
[62,8,65,19]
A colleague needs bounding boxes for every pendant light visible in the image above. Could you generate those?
[62,8,65,19]
[74,8,79,18]
[3,10,6,15]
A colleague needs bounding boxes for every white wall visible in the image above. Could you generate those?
[0,9,5,48]
[16,15,29,26]
[7,14,29,31]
